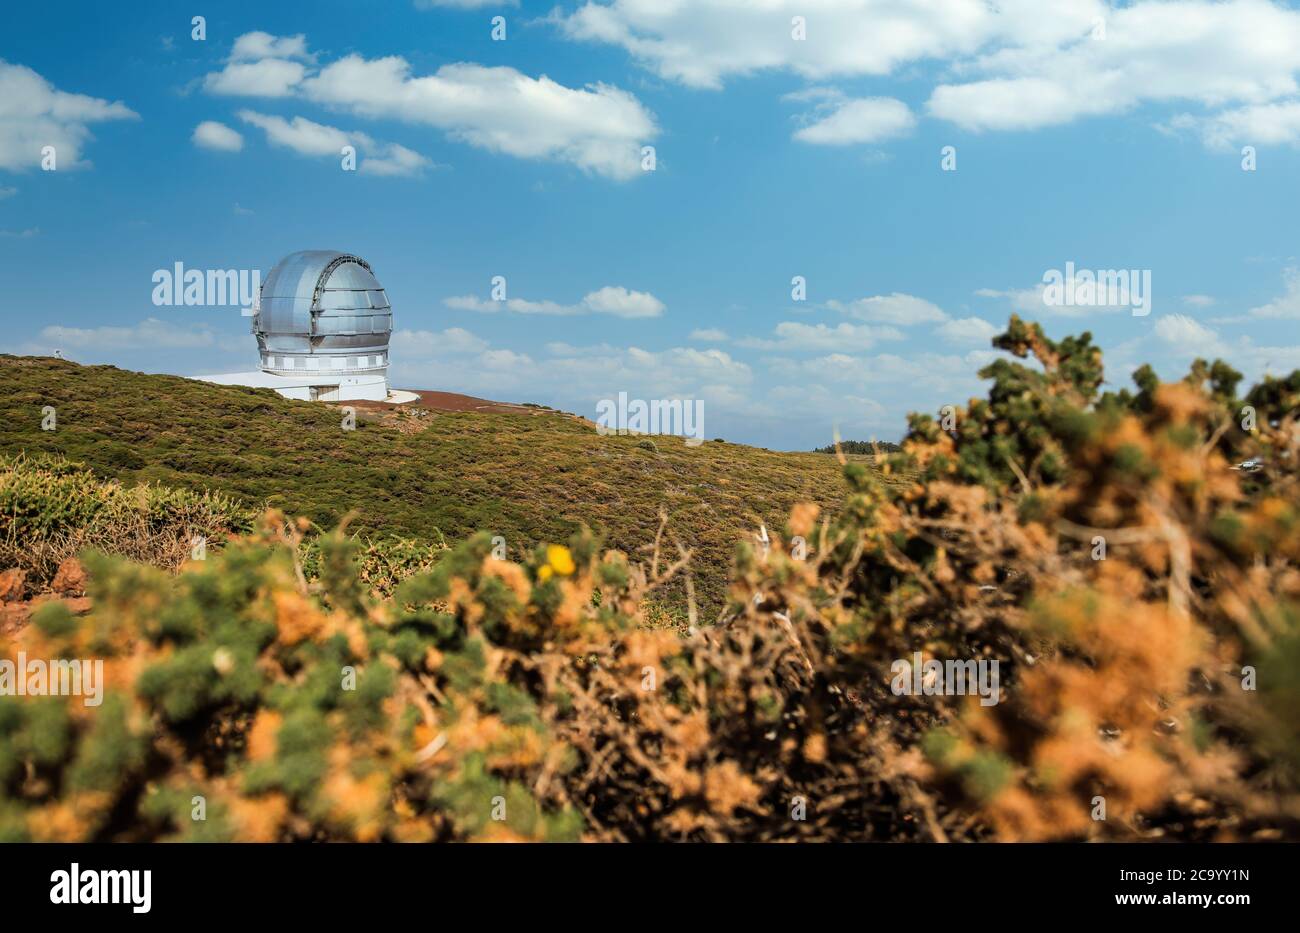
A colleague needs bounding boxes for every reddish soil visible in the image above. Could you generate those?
[1,558,91,637]
[349,390,595,427]
[1,595,92,637]
[349,390,544,415]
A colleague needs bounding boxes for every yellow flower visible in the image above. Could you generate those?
[546,544,575,577]
[538,565,553,582]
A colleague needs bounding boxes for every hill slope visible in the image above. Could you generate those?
[0,356,866,618]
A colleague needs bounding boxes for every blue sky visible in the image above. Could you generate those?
[2,0,1300,449]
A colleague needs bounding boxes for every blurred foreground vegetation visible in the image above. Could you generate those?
[0,317,1298,841]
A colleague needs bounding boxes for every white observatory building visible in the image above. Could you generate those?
[199,250,396,402]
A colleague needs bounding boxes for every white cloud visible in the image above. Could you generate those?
[739,321,903,352]
[0,227,38,238]
[203,32,313,97]
[39,318,222,350]
[557,1,1300,148]
[480,348,537,370]
[626,346,751,387]
[976,275,1144,318]
[395,326,489,357]
[229,31,312,62]
[362,142,437,176]
[769,349,999,388]
[767,382,889,424]
[192,120,243,152]
[1168,100,1300,149]
[391,340,754,422]
[1153,314,1220,351]
[236,110,432,176]
[0,60,137,171]
[444,286,665,318]
[929,78,1085,132]
[781,86,845,104]
[1243,266,1300,319]
[581,285,665,319]
[690,328,728,341]
[794,97,915,145]
[238,110,350,156]
[827,293,948,325]
[446,294,573,315]
[300,57,657,180]
[1107,306,1299,392]
[975,285,1050,315]
[928,1,1300,133]
[1207,268,1300,323]
[203,32,658,180]
[555,0,1004,90]
[204,59,308,98]
[763,347,1004,437]
[936,316,999,344]
[1182,294,1215,308]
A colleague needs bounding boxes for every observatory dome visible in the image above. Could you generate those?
[253,250,392,378]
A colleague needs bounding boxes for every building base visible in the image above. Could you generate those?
[194,370,390,402]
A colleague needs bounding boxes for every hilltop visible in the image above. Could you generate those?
[0,355,874,619]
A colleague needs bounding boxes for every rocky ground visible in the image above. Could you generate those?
[0,558,91,636]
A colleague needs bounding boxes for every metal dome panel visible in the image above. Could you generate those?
[323,262,383,291]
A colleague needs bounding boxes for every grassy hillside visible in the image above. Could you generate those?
[0,355,869,618]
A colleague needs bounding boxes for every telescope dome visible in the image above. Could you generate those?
[252,250,392,377]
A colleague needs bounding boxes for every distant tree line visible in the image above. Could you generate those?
[812,440,902,454]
